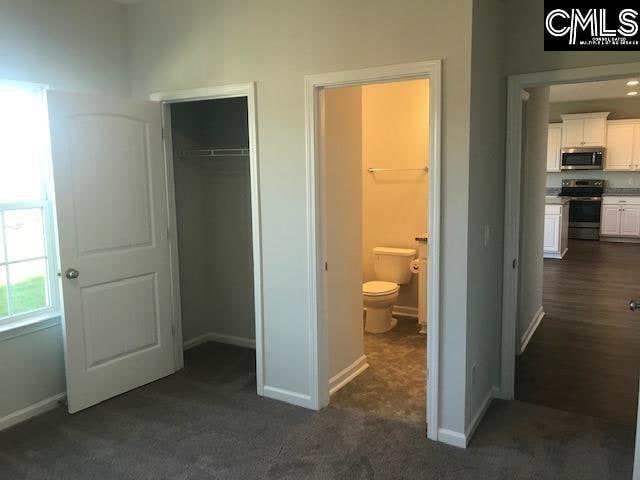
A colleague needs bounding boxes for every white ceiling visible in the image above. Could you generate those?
[550,78,640,103]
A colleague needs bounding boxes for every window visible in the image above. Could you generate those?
[0,81,59,326]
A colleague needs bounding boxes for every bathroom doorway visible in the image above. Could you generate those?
[304,61,442,438]
[153,85,264,396]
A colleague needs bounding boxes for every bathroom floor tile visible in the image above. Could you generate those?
[330,317,426,425]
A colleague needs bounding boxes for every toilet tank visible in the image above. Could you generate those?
[373,247,416,284]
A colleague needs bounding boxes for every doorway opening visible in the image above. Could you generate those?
[154,85,264,396]
[502,64,640,477]
[320,79,429,426]
[304,61,441,439]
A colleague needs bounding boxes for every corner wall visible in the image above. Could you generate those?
[465,0,506,439]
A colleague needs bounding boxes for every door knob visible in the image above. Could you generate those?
[65,268,79,279]
[630,300,639,311]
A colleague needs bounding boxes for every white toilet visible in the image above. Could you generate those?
[363,246,416,333]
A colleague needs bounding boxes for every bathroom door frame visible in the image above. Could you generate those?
[149,83,265,396]
[304,60,442,440]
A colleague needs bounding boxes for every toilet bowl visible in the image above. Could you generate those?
[362,246,416,333]
[362,281,400,333]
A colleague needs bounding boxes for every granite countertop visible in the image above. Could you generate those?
[545,195,570,205]
[602,188,640,196]
[546,187,640,197]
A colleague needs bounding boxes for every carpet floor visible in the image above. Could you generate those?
[0,342,635,479]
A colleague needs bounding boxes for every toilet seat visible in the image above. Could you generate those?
[362,281,399,296]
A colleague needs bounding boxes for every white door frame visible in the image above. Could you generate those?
[149,83,264,396]
[500,62,640,400]
[304,60,442,439]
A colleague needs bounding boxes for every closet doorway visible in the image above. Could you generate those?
[151,85,264,395]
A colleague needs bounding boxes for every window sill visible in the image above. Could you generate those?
[0,312,62,342]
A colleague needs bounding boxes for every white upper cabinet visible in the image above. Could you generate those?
[605,120,640,171]
[546,124,562,172]
[561,112,610,148]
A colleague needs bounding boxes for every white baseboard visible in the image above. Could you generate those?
[520,306,544,354]
[329,355,369,396]
[465,386,498,445]
[544,247,567,259]
[438,386,497,449]
[392,305,419,318]
[183,331,256,351]
[262,385,313,409]
[0,393,66,432]
[601,236,640,244]
[437,428,467,448]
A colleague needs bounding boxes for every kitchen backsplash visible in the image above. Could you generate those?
[546,171,640,189]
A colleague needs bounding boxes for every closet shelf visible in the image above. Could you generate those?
[179,148,250,159]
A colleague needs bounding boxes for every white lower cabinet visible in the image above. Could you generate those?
[601,197,640,238]
[544,202,569,258]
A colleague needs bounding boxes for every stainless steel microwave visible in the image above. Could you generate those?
[560,147,604,170]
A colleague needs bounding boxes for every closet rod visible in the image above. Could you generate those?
[367,167,428,173]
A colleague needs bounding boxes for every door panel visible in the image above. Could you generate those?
[47,91,174,413]
[68,115,153,254]
[544,215,559,252]
[582,117,606,146]
[562,119,583,147]
[620,207,640,237]
[600,206,621,236]
[606,123,635,171]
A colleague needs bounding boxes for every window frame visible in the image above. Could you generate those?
[0,81,60,328]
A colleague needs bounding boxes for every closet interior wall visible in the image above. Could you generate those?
[170,98,255,346]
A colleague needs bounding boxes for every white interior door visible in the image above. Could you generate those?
[47,91,174,413]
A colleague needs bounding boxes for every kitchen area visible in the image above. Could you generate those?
[544,92,640,258]
[516,78,640,426]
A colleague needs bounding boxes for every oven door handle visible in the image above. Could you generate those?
[568,197,602,201]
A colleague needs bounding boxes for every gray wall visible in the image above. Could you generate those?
[171,98,255,343]
[547,98,640,188]
[0,0,129,421]
[517,87,550,346]
[127,0,474,434]
[466,0,506,429]
[505,1,640,75]
[0,0,129,94]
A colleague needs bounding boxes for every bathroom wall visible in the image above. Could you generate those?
[547,97,640,189]
[323,86,365,382]
[362,80,429,310]
[518,86,550,349]
[171,98,255,345]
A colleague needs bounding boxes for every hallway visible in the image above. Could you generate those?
[516,239,640,425]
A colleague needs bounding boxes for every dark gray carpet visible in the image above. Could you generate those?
[330,317,426,424]
[0,342,635,479]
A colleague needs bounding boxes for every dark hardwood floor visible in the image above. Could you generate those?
[515,239,640,425]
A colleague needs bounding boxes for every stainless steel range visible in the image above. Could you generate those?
[558,179,604,241]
